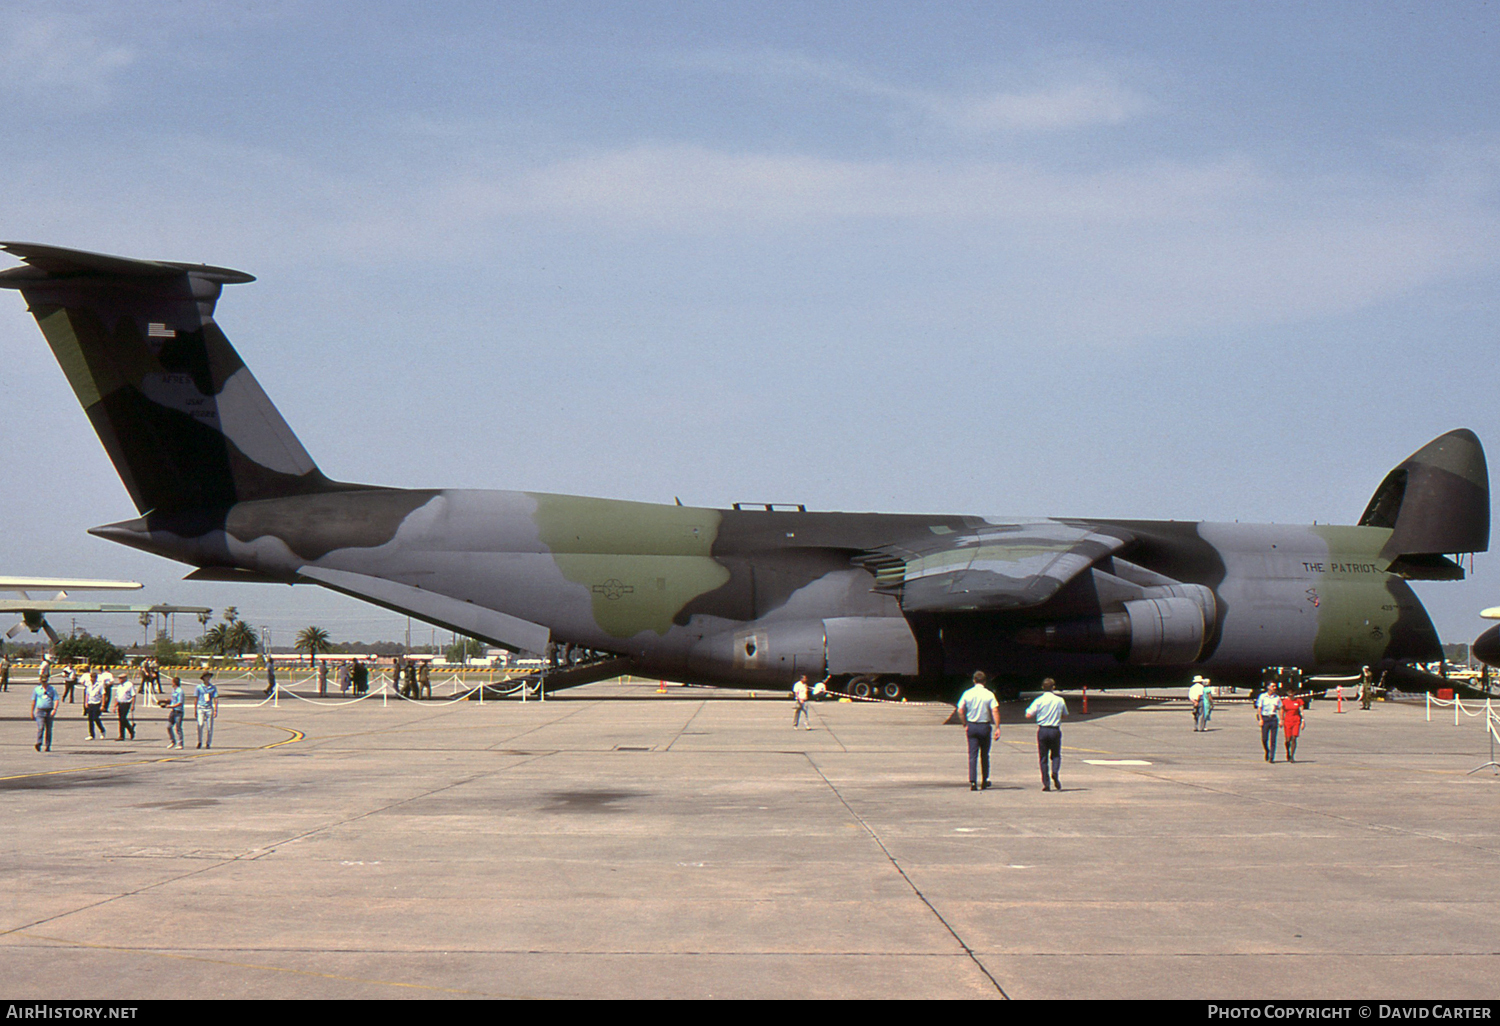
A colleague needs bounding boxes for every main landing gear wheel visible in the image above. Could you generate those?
[882,681,902,700]
[848,675,876,699]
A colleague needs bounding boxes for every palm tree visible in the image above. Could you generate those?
[226,620,258,658]
[295,626,332,666]
[203,623,230,660]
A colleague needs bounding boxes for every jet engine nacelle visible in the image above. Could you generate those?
[1122,594,1209,665]
[1013,584,1215,666]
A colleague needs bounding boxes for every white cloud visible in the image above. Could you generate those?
[3,132,1496,348]
[933,80,1147,132]
[0,11,133,105]
[682,49,1151,134]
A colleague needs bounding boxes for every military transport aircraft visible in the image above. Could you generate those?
[1,242,1488,698]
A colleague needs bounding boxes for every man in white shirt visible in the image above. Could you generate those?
[956,671,1000,791]
[1256,682,1281,762]
[83,671,107,740]
[1025,678,1069,792]
[115,675,137,741]
[1189,675,1216,732]
[791,675,811,729]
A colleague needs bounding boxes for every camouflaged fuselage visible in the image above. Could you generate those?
[89,489,1442,693]
[2,243,1480,699]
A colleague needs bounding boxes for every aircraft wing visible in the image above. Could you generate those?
[857,521,1132,614]
[0,577,142,591]
[0,601,210,614]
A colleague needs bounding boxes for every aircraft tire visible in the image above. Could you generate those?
[882,681,902,700]
[849,676,874,699]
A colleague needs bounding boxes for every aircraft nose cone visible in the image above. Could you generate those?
[1473,624,1500,668]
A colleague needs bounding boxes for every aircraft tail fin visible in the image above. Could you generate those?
[1360,429,1489,567]
[0,242,341,516]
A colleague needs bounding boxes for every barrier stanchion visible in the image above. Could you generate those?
[1337,685,1344,713]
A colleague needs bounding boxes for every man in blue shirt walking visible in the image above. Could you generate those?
[31,677,58,752]
[1025,678,1069,792]
[163,676,186,749]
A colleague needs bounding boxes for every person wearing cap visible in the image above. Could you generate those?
[1255,681,1282,762]
[1025,678,1069,792]
[956,671,1000,791]
[195,672,219,749]
[1189,675,1214,731]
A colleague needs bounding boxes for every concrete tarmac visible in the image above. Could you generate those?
[2,678,1498,1000]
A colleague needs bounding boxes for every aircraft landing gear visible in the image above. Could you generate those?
[843,676,903,700]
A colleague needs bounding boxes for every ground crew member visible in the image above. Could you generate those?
[0,652,10,692]
[1360,666,1374,710]
[418,661,431,699]
[1025,678,1069,791]
[957,671,1000,791]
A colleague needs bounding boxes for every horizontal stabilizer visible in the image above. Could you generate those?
[0,242,253,285]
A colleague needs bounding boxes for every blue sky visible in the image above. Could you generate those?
[2,1,1498,648]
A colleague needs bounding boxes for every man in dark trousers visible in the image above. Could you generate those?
[1025,678,1069,791]
[956,671,1000,791]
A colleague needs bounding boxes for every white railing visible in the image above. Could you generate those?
[218,669,541,708]
[1424,693,1500,775]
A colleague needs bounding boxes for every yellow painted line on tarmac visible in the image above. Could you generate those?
[0,723,304,783]
[14,933,518,998]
